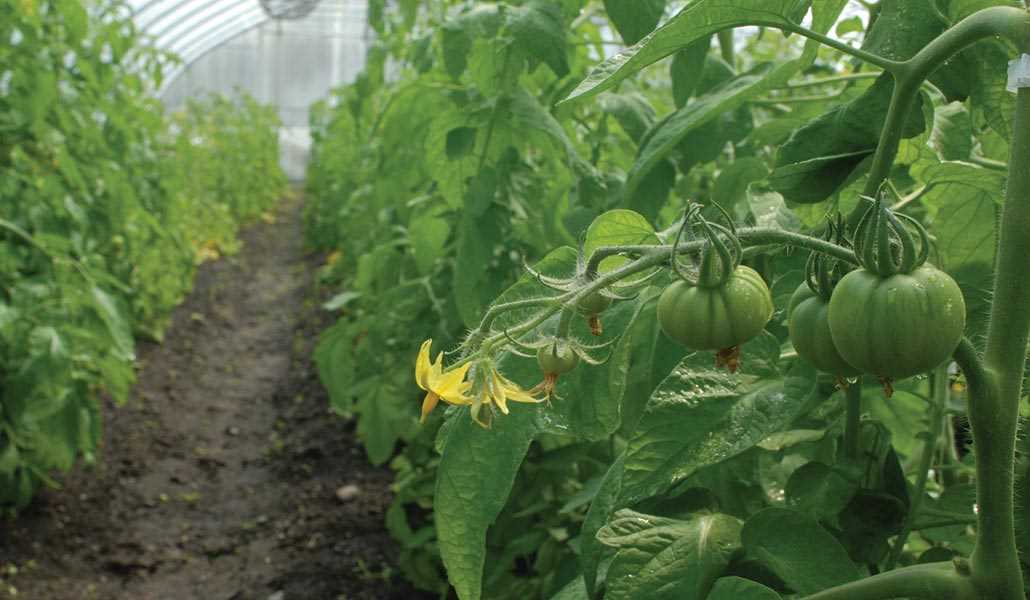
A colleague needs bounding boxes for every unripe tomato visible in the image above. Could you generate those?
[657,265,773,350]
[827,265,965,379]
[537,343,579,376]
[575,291,612,316]
[788,283,861,377]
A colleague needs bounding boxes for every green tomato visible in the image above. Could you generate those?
[827,265,965,379]
[537,343,579,375]
[788,283,861,377]
[657,265,774,350]
[575,290,612,316]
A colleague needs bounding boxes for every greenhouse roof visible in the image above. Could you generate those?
[127,0,363,77]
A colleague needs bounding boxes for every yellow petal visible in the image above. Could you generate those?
[499,373,543,404]
[420,391,440,423]
[491,372,509,414]
[415,340,433,390]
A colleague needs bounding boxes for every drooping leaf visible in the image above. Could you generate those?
[603,0,666,45]
[626,63,776,198]
[741,507,860,595]
[560,0,811,105]
[670,37,712,108]
[707,576,782,600]
[601,510,743,599]
[508,1,570,78]
[435,405,539,600]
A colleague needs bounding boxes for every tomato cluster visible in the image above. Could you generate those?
[789,202,965,384]
[650,202,965,386]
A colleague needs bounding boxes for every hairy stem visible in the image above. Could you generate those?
[963,86,1030,600]
[584,227,858,278]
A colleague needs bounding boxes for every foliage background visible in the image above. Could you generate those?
[0,0,287,511]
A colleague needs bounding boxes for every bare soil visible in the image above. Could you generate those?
[0,201,431,600]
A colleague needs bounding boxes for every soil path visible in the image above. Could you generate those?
[0,201,429,600]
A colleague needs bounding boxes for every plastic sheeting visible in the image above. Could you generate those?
[129,0,371,180]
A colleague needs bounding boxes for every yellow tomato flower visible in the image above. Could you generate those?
[469,364,543,428]
[415,340,473,423]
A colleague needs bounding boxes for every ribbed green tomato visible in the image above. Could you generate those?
[657,265,774,350]
[537,343,579,375]
[788,284,861,376]
[827,265,965,379]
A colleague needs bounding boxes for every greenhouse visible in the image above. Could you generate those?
[1,1,1030,599]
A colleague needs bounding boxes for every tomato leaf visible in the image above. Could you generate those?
[618,351,818,506]
[741,507,860,595]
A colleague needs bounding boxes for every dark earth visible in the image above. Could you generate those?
[0,200,434,600]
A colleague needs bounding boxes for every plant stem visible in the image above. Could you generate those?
[780,22,903,72]
[802,562,976,600]
[848,74,920,222]
[776,72,881,89]
[964,86,1030,600]
[843,380,863,460]
[886,366,948,570]
[584,227,858,278]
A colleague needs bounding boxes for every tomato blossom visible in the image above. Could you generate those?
[469,362,542,428]
[415,339,473,422]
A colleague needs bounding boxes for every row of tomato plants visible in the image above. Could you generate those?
[306,0,1030,598]
[0,0,286,511]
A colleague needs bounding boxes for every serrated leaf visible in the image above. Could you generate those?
[618,352,818,506]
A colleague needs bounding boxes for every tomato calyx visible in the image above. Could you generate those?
[852,190,930,277]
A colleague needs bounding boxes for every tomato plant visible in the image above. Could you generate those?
[0,0,286,511]
[307,1,1030,599]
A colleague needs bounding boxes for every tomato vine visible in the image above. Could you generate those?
[307,1,1030,599]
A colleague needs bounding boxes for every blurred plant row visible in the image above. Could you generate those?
[0,0,286,510]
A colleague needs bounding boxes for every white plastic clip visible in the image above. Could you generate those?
[1007,54,1030,93]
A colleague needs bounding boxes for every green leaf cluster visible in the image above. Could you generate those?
[0,0,286,511]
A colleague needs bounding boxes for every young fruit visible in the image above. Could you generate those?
[576,290,612,336]
[828,265,965,379]
[657,265,774,351]
[826,197,965,381]
[536,342,580,376]
[788,283,861,377]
